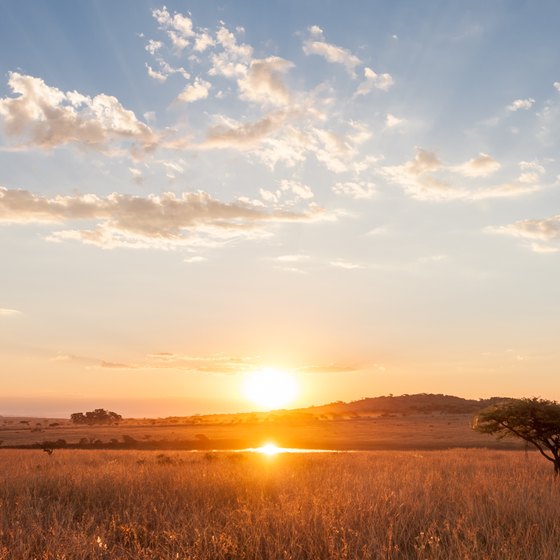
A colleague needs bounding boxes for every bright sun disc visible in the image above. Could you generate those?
[243,368,299,410]
[257,443,281,455]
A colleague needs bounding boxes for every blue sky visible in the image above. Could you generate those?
[1,1,559,416]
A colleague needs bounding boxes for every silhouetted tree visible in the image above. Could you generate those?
[473,398,560,476]
[70,408,122,425]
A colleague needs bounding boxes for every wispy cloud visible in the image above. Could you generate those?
[381,148,541,201]
[356,67,394,95]
[332,181,376,200]
[487,214,560,252]
[329,260,365,270]
[303,26,361,77]
[0,308,22,317]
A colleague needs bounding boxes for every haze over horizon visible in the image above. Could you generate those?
[1,1,560,418]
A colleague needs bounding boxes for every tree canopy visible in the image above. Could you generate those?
[70,408,122,425]
[472,397,560,475]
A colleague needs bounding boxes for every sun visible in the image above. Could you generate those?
[242,368,299,410]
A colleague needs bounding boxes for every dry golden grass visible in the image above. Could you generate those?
[0,413,524,450]
[0,449,558,559]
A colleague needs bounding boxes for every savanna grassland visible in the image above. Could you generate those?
[1,449,558,560]
[0,413,524,451]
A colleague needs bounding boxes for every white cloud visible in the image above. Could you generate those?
[153,6,194,50]
[303,29,361,77]
[146,63,167,82]
[330,260,364,270]
[507,98,535,112]
[280,180,314,200]
[0,73,156,154]
[553,82,560,92]
[209,24,253,78]
[259,188,279,203]
[333,181,376,200]
[238,56,294,107]
[489,215,560,244]
[382,148,540,201]
[184,255,207,263]
[356,67,394,95]
[145,40,163,55]
[204,110,291,148]
[454,153,501,177]
[177,78,211,103]
[0,308,21,317]
[194,32,214,52]
[519,160,545,174]
[0,187,325,249]
[386,113,404,128]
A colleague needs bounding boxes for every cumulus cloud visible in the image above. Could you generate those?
[507,98,535,112]
[0,73,157,154]
[145,39,163,55]
[153,6,194,50]
[332,181,376,199]
[177,78,211,103]
[209,24,253,78]
[303,27,361,77]
[554,82,560,92]
[356,67,394,95]
[238,56,294,106]
[0,186,324,249]
[454,153,501,177]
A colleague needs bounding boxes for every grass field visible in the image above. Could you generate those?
[0,448,557,559]
[0,413,524,451]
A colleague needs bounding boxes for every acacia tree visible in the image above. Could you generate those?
[70,408,122,425]
[472,397,560,476]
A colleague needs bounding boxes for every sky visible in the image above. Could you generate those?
[1,0,560,417]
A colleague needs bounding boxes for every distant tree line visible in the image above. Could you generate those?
[70,408,122,425]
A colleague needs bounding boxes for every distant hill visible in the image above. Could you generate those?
[305,393,512,416]
[156,393,514,426]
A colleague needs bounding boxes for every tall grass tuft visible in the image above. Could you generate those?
[0,449,558,559]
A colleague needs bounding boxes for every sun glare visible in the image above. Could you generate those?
[242,368,299,410]
[256,443,281,455]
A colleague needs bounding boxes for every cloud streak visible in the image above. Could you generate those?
[381,148,540,201]
[488,214,560,252]
[0,187,326,249]
[0,308,22,317]
[303,26,361,77]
